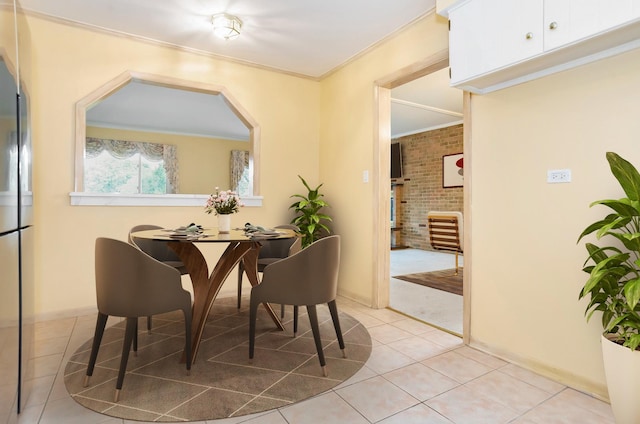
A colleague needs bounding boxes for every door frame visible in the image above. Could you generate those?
[372,49,471,343]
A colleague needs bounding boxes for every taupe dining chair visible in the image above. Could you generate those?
[249,235,344,377]
[129,224,189,330]
[427,211,464,275]
[84,237,192,402]
[237,224,301,318]
[129,224,187,273]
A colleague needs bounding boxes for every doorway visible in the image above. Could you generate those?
[373,50,470,339]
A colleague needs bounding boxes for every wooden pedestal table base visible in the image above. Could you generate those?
[170,240,285,363]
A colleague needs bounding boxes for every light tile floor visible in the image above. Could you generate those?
[11,296,613,424]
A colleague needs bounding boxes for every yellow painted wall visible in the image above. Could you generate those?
[468,49,640,397]
[86,126,249,194]
[0,8,16,66]
[436,0,458,15]
[319,12,450,304]
[17,13,320,317]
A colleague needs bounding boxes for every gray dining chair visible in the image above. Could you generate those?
[249,235,344,377]
[237,224,301,317]
[129,224,189,330]
[84,237,192,402]
[129,224,187,274]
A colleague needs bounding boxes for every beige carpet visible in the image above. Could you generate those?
[64,296,371,422]
[393,268,463,296]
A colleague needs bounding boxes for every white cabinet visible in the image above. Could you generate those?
[449,0,543,83]
[544,0,638,50]
[448,0,640,93]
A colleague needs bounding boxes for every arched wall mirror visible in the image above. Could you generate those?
[72,71,261,206]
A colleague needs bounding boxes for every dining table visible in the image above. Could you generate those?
[130,226,297,363]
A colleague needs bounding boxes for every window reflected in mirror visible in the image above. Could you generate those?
[75,74,259,200]
[84,137,174,194]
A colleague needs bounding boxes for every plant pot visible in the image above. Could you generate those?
[601,334,640,423]
[217,214,231,233]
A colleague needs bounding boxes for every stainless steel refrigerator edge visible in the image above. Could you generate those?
[0,2,34,420]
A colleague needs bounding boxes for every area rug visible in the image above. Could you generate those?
[64,296,371,422]
[393,268,463,296]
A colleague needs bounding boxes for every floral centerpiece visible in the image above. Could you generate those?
[205,188,242,233]
[205,188,242,215]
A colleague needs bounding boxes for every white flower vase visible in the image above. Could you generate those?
[217,214,231,233]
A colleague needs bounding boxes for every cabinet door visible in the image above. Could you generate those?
[449,0,543,84]
[544,0,638,50]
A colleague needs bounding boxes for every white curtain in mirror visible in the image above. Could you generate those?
[85,137,178,193]
[230,149,250,196]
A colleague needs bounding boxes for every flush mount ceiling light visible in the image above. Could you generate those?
[211,13,243,40]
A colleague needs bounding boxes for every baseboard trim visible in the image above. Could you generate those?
[468,337,609,402]
[33,306,97,323]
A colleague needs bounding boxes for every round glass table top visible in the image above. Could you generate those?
[130,227,297,242]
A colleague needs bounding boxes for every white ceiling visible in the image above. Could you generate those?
[11,0,463,138]
[391,68,463,138]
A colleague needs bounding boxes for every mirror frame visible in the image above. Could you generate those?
[71,71,261,206]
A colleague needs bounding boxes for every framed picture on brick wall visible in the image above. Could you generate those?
[443,153,463,188]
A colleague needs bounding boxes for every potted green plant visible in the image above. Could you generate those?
[289,175,332,248]
[577,151,640,424]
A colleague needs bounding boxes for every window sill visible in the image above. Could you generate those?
[69,192,263,207]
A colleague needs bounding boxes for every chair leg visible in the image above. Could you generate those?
[183,307,192,374]
[307,305,327,377]
[84,312,108,387]
[280,304,285,319]
[147,315,152,332]
[115,317,137,402]
[133,318,138,356]
[237,262,245,309]
[293,305,299,336]
[454,251,459,276]
[249,296,260,361]
[328,300,346,358]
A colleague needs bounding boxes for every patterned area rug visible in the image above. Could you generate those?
[393,268,463,296]
[64,296,371,422]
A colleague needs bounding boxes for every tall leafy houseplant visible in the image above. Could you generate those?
[578,152,640,423]
[289,176,332,248]
[577,152,640,351]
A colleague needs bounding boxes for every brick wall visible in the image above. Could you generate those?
[391,124,463,250]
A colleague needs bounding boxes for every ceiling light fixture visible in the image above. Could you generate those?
[211,13,242,40]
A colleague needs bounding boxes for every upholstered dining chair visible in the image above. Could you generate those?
[237,224,301,317]
[84,237,192,402]
[426,211,464,275]
[249,235,344,377]
[129,224,187,274]
[129,224,189,331]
